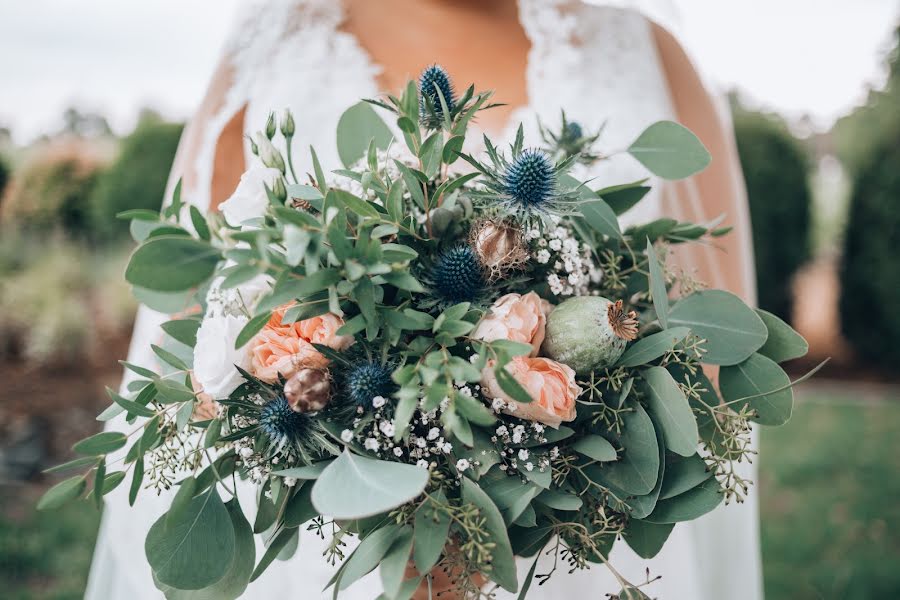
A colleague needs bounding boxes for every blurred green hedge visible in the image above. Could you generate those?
[734,109,812,322]
[89,113,183,239]
[0,156,8,199]
[0,143,106,238]
[839,135,900,369]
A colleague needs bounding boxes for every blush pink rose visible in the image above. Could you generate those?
[250,305,353,383]
[481,356,581,428]
[472,292,553,356]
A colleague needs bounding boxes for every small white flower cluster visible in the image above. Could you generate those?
[525,219,603,297]
[486,401,552,475]
[339,395,457,470]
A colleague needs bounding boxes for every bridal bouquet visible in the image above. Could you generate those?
[41,67,815,599]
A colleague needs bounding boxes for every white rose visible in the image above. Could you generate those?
[193,314,252,398]
[219,165,283,227]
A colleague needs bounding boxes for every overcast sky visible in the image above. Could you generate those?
[1,0,897,143]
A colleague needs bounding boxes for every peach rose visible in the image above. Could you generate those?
[249,306,353,383]
[472,292,553,356]
[481,356,581,428]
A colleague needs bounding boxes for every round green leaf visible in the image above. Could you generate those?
[641,367,698,457]
[627,120,711,180]
[720,352,794,425]
[73,431,127,456]
[146,489,234,590]
[756,309,809,363]
[659,453,713,500]
[336,102,393,167]
[645,478,723,523]
[623,519,675,559]
[126,236,220,292]
[311,451,428,520]
[586,402,659,495]
[668,290,768,365]
[153,499,255,600]
[37,475,86,511]
[572,435,617,462]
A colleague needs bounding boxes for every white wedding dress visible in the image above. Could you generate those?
[87,1,761,598]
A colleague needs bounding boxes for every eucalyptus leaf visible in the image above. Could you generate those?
[646,239,669,328]
[580,198,621,239]
[572,435,617,462]
[125,236,220,292]
[645,478,723,523]
[720,353,793,425]
[339,524,402,590]
[154,499,255,600]
[668,290,768,365]
[623,519,675,559]
[413,489,452,574]
[312,451,428,520]
[380,526,414,599]
[146,488,234,590]
[617,327,689,367]
[659,453,713,500]
[460,477,518,592]
[37,475,86,510]
[73,432,127,456]
[627,121,711,180]
[641,367,698,457]
[756,309,809,363]
[337,102,394,167]
[585,402,658,495]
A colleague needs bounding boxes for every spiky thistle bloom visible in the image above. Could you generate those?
[539,111,604,164]
[259,396,310,444]
[427,245,488,305]
[461,140,579,225]
[344,361,396,410]
[419,65,456,129]
[503,150,556,210]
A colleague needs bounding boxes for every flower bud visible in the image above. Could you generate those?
[272,175,287,203]
[254,132,286,174]
[248,135,259,156]
[280,109,295,138]
[265,112,277,140]
[469,219,528,281]
[284,368,332,413]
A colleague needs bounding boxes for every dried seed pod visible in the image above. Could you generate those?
[469,219,528,281]
[284,368,332,413]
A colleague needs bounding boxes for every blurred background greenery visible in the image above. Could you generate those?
[1,23,898,600]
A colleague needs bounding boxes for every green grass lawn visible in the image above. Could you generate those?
[760,385,900,599]
[2,383,898,599]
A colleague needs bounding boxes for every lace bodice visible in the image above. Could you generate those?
[206,0,679,226]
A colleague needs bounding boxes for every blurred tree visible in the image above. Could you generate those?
[88,111,183,239]
[0,156,9,201]
[839,135,900,369]
[59,107,113,139]
[832,25,900,175]
[0,141,107,238]
[733,106,813,322]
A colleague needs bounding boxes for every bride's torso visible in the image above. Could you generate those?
[203,0,676,226]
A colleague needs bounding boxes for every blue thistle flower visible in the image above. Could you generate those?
[431,246,486,304]
[502,149,556,210]
[419,65,456,128]
[563,121,583,142]
[259,396,310,445]
[345,361,396,409]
